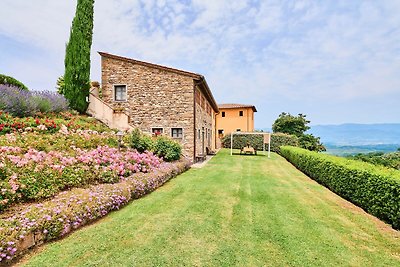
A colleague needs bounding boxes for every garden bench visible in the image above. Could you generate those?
[195,154,207,162]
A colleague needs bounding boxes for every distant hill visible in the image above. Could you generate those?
[308,123,400,146]
[258,124,400,156]
[308,123,400,155]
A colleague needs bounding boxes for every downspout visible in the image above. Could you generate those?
[213,110,219,149]
[193,81,196,162]
[247,108,249,131]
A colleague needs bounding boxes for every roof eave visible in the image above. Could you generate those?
[98,51,202,79]
[196,76,219,113]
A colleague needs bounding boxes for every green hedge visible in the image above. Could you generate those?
[221,132,299,153]
[0,74,28,90]
[128,129,182,162]
[280,146,400,229]
[154,136,182,162]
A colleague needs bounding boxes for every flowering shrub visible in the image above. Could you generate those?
[0,111,110,135]
[0,85,68,117]
[0,146,162,211]
[0,131,117,153]
[0,160,189,263]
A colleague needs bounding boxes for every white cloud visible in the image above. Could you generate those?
[1,0,399,125]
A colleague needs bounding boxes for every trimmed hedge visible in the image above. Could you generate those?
[128,129,182,162]
[221,132,299,153]
[280,146,400,229]
[0,74,28,90]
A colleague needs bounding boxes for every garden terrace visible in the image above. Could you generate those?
[0,160,189,263]
[15,149,400,266]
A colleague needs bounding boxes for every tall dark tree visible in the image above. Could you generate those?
[64,0,94,113]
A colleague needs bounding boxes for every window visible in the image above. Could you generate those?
[171,128,183,138]
[236,129,241,132]
[114,85,127,101]
[239,110,244,116]
[222,111,225,117]
[152,128,163,136]
[218,129,224,138]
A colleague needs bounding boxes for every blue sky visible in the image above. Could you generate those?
[1,0,399,128]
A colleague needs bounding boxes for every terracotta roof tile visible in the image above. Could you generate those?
[218,103,257,112]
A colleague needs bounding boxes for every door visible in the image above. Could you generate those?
[202,127,205,155]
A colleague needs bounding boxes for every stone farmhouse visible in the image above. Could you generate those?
[88,52,219,162]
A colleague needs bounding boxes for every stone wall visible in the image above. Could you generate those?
[101,56,196,160]
[194,86,215,155]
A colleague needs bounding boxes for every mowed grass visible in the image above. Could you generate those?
[19,149,400,267]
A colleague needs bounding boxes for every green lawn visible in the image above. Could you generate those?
[19,149,400,266]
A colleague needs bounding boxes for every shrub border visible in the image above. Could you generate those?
[280,146,400,229]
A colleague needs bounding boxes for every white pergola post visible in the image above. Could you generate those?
[230,132,233,156]
[268,133,271,158]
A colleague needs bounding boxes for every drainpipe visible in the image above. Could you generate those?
[193,82,196,162]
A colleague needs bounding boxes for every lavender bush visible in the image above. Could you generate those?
[0,85,69,117]
[32,91,69,113]
[0,85,36,117]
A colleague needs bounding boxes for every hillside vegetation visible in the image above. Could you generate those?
[347,151,400,170]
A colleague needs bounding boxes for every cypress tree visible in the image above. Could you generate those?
[64,0,94,113]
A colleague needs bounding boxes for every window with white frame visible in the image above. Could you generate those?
[171,128,183,138]
[114,85,127,101]
[151,128,163,136]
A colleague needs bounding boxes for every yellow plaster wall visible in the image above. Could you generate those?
[215,107,255,142]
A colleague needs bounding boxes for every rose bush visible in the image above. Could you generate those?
[0,111,110,135]
[0,145,162,211]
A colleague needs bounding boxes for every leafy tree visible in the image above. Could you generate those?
[56,75,65,95]
[272,112,310,137]
[299,134,326,152]
[272,112,325,152]
[0,74,28,90]
[64,0,94,113]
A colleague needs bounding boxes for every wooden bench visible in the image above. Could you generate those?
[195,154,207,162]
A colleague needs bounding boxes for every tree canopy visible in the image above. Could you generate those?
[272,112,325,152]
[272,112,310,137]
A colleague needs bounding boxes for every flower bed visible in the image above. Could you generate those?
[0,145,162,211]
[0,130,118,153]
[0,111,110,135]
[0,160,189,263]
